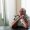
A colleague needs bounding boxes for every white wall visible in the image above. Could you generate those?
[16,0,21,14]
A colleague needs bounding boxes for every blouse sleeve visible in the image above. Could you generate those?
[14,15,20,21]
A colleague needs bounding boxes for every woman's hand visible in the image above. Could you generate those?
[20,15,25,19]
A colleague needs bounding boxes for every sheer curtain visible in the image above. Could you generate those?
[4,0,17,27]
[0,0,4,26]
[0,0,16,30]
[1,0,17,26]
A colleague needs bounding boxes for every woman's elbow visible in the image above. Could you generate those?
[24,22,28,28]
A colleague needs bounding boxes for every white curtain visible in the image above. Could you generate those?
[1,0,4,18]
[0,0,2,18]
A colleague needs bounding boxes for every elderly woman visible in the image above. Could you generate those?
[12,8,28,30]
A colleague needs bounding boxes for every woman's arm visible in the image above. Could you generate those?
[12,20,17,28]
[20,19,28,28]
[12,15,20,28]
[12,18,20,28]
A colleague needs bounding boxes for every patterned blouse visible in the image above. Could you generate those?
[14,15,28,26]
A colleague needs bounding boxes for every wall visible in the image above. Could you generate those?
[16,0,21,15]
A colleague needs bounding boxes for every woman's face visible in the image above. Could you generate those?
[19,9,26,15]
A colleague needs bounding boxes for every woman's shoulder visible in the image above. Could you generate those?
[15,15,19,17]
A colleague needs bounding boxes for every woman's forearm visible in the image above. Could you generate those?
[20,19,28,28]
[12,20,19,28]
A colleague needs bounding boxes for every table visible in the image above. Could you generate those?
[0,26,30,30]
